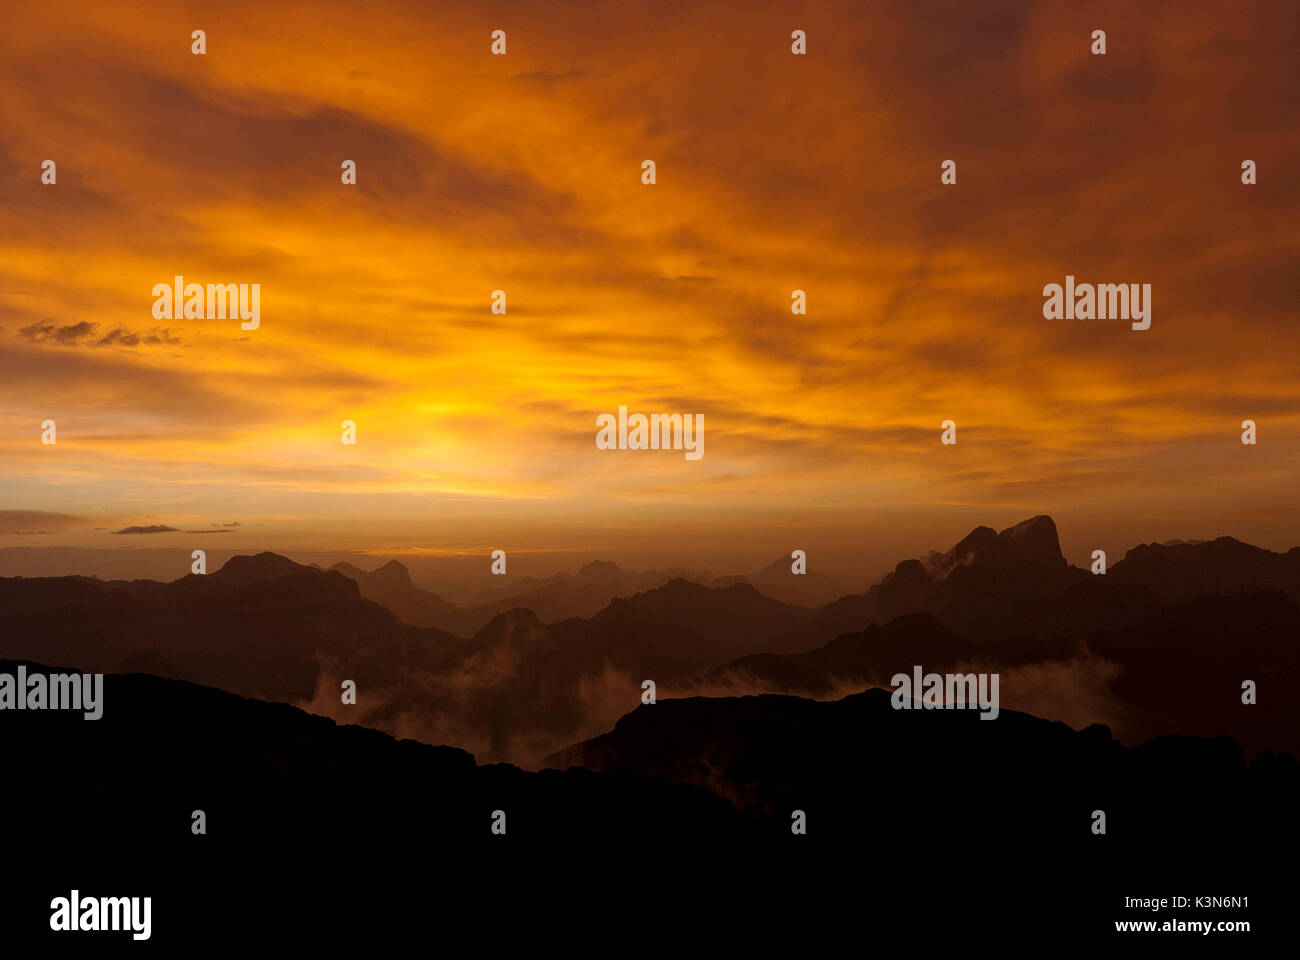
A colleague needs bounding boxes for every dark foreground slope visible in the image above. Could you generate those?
[0,659,742,848]
[545,691,1296,933]
[2,660,1289,944]
[548,688,1299,849]
[0,658,746,944]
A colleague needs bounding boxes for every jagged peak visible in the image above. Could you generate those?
[998,515,1056,539]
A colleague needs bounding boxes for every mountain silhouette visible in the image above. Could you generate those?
[0,657,743,848]
[1109,535,1300,605]
[0,554,467,706]
[547,687,1299,852]
[850,516,1300,643]
[701,589,1300,756]
[704,612,1074,696]
[332,557,723,635]
[5,516,1300,763]
[0,557,819,763]
[707,554,846,606]
[328,558,467,631]
[858,515,1105,639]
[696,521,1300,755]
[2,656,750,943]
[4,517,1298,941]
[11,657,1282,943]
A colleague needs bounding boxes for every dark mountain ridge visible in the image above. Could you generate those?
[0,556,821,763]
[5,516,1300,762]
[547,686,1298,851]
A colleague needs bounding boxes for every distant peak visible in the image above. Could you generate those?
[215,552,304,582]
[661,576,708,592]
[753,553,803,578]
[371,559,412,581]
[577,560,622,578]
[626,577,714,605]
[226,551,297,568]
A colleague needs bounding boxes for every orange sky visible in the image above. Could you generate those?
[2,0,1298,580]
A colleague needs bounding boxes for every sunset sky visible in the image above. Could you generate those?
[2,0,1298,582]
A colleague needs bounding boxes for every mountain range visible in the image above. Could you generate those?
[2,515,1297,762]
[326,554,846,635]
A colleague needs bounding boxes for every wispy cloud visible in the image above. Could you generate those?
[20,320,180,348]
[0,511,87,536]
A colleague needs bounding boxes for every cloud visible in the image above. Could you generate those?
[112,525,179,535]
[18,320,180,348]
[0,510,86,535]
[18,321,96,345]
[0,0,1296,563]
